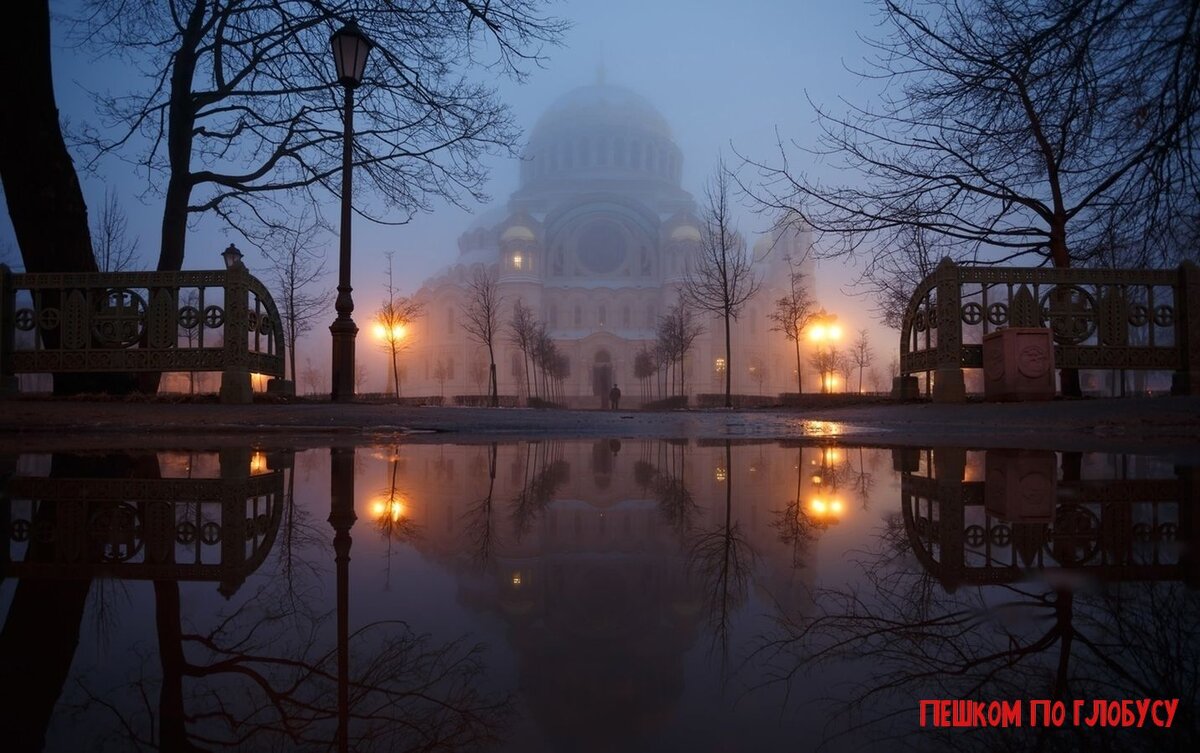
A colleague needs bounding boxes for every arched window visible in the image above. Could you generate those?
[646,303,655,326]
[574,305,582,327]
[549,303,559,328]
[599,304,607,326]
[622,305,631,328]
[446,307,455,335]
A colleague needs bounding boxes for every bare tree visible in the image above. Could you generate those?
[433,359,449,399]
[90,188,139,272]
[469,358,488,399]
[744,0,1200,395]
[72,1,566,271]
[851,329,874,394]
[507,299,537,401]
[809,346,843,394]
[634,348,658,403]
[461,267,503,407]
[656,300,706,399]
[684,160,761,407]
[264,212,329,384]
[768,255,817,393]
[376,253,423,399]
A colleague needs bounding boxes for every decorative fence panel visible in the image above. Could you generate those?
[897,259,1200,401]
[0,265,289,402]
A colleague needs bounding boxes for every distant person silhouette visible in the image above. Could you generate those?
[609,383,622,411]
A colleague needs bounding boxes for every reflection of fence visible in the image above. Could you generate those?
[1,463,286,597]
[0,265,289,402]
[899,449,1198,589]
[898,258,1200,401]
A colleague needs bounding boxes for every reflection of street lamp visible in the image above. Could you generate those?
[329,19,375,402]
[807,445,846,525]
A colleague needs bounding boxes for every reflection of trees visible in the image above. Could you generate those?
[509,441,568,541]
[773,448,818,569]
[651,440,699,538]
[462,443,499,567]
[688,440,755,667]
[753,455,1200,752]
[77,578,509,752]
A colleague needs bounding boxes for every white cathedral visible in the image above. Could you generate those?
[402,79,816,407]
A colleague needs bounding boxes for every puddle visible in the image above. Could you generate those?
[1,441,1195,751]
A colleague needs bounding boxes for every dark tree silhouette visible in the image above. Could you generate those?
[73,0,567,270]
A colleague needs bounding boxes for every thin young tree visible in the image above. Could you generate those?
[461,267,503,407]
[851,329,874,394]
[634,348,657,403]
[376,252,423,399]
[768,255,817,394]
[657,299,705,400]
[433,359,449,399]
[91,188,139,272]
[264,213,330,384]
[684,160,761,407]
[508,299,537,401]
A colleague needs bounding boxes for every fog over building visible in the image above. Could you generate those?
[404,77,816,405]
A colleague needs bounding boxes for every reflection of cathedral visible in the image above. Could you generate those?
[373,440,827,750]
[405,79,814,405]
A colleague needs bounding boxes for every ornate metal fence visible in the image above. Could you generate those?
[0,264,289,402]
[1,449,289,598]
[898,259,1200,401]
[897,448,1198,590]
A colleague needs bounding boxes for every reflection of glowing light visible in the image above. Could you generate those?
[809,498,844,519]
[811,474,823,485]
[829,324,843,340]
[714,357,727,373]
[715,467,728,482]
[511,572,522,587]
[824,375,838,390]
[250,451,268,475]
[371,497,407,522]
[823,448,841,465]
[749,465,758,473]
[809,324,827,341]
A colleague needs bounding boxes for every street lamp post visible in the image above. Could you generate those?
[329,19,375,402]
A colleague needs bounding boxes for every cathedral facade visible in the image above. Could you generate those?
[403,80,814,406]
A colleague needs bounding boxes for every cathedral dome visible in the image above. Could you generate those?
[518,81,684,191]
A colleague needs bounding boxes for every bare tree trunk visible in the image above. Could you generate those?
[794,338,802,394]
[723,313,732,408]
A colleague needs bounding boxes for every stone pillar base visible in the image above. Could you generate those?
[267,378,295,397]
[220,369,253,404]
[932,367,967,403]
[1172,371,1200,396]
[891,375,920,400]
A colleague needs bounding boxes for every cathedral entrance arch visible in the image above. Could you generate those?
[592,350,613,409]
